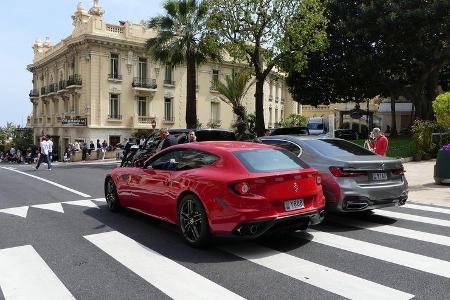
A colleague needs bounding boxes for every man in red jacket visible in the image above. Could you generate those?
[369,127,389,156]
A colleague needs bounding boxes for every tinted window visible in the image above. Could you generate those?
[307,123,323,130]
[234,149,306,173]
[195,130,236,141]
[147,150,181,170]
[261,140,302,156]
[305,139,375,156]
[175,149,219,170]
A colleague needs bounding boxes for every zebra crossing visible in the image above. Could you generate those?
[0,202,450,299]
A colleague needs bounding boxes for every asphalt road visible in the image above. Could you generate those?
[0,162,449,300]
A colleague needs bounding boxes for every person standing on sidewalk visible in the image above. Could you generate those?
[47,137,54,163]
[36,136,52,170]
[368,127,389,156]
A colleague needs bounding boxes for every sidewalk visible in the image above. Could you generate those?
[404,159,450,207]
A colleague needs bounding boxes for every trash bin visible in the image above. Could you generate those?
[434,147,450,184]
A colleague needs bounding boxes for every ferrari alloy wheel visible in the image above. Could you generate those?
[105,178,121,212]
[178,195,210,247]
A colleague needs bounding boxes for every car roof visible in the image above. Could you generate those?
[262,135,325,141]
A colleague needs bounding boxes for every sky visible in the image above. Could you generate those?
[0,0,165,127]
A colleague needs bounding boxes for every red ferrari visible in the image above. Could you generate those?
[105,142,325,246]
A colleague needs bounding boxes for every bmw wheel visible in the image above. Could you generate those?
[178,194,210,247]
[105,178,121,212]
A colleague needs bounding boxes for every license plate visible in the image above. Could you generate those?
[284,199,304,211]
[372,172,387,181]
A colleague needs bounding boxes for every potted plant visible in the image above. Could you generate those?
[434,144,450,184]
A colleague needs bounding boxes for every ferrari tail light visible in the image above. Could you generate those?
[233,182,250,195]
[392,166,405,176]
[329,166,366,177]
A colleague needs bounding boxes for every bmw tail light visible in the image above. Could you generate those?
[233,182,250,195]
[392,166,405,176]
[329,166,366,177]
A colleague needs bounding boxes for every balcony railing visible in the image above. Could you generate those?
[41,87,48,96]
[163,79,176,85]
[163,116,175,122]
[137,116,155,124]
[58,80,67,91]
[29,89,39,98]
[108,74,123,80]
[67,74,82,87]
[48,83,57,94]
[132,78,157,89]
[108,114,122,120]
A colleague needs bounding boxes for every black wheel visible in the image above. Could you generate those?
[105,178,121,212]
[178,194,210,247]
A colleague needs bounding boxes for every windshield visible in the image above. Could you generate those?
[304,139,375,156]
[307,123,323,130]
[233,149,307,173]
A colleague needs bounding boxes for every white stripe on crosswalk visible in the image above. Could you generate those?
[374,209,450,228]
[0,206,29,218]
[84,231,244,300]
[404,203,450,215]
[221,243,413,300]
[329,216,450,247]
[63,200,99,209]
[32,203,64,213]
[90,198,106,203]
[0,245,75,300]
[296,230,450,278]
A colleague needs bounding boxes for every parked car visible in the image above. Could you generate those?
[259,136,408,212]
[105,142,325,246]
[334,129,359,141]
[269,127,310,136]
[307,117,329,135]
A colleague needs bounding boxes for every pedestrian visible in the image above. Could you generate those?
[35,136,52,170]
[101,140,108,160]
[96,139,102,159]
[82,142,88,161]
[186,131,197,143]
[139,135,146,147]
[89,141,95,156]
[120,138,134,167]
[368,127,389,156]
[48,137,53,163]
[156,128,178,152]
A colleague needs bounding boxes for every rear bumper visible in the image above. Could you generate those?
[225,209,325,238]
[326,177,408,212]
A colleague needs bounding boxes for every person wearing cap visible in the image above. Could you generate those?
[368,128,389,156]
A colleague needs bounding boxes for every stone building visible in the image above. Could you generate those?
[27,1,292,158]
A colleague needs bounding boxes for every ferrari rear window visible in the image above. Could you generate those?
[233,149,306,173]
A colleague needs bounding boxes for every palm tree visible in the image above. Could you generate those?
[215,70,254,139]
[146,0,221,128]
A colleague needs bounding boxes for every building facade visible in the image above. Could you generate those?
[27,1,292,157]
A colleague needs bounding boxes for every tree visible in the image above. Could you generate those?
[214,70,254,138]
[433,92,450,128]
[146,0,221,128]
[287,0,450,123]
[279,114,307,128]
[209,0,328,136]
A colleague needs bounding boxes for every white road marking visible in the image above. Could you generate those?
[295,230,450,278]
[90,197,106,203]
[0,206,29,218]
[375,209,450,228]
[63,200,99,209]
[0,167,91,198]
[32,203,64,213]
[84,231,244,300]
[330,216,450,247]
[0,245,75,300]
[404,203,450,215]
[221,243,413,300]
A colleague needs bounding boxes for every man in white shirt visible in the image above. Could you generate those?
[47,137,54,163]
[35,136,52,170]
